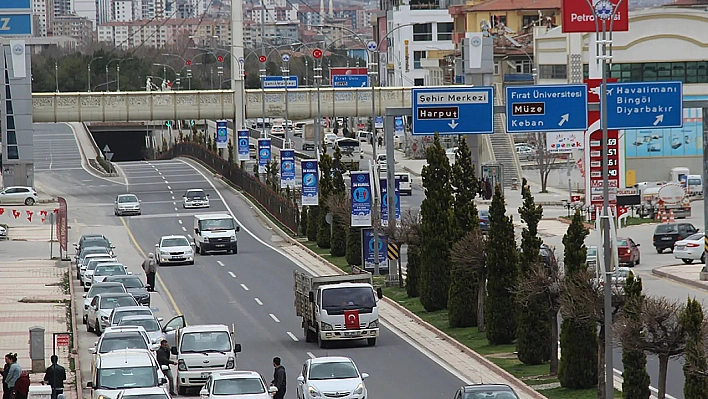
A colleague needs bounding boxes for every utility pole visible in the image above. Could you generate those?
[231,0,245,131]
[368,43,381,276]
[314,50,323,158]
[282,53,291,148]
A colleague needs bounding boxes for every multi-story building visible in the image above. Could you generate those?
[251,5,298,23]
[97,0,112,24]
[299,10,324,28]
[333,6,371,31]
[112,0,136,22]
[53,15,93,47]
[32,0,54,36]
[73,0,97,26]
[97,18,231,49]
[54,0,73,17]
[243,21,299,47]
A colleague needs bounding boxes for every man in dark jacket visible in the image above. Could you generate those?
[271,357,286,399]
[157,340,176,395]
[42,355,66,399]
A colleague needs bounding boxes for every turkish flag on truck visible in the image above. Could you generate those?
[344,310,360,330]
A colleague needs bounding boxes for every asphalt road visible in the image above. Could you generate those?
[33,122,466,398]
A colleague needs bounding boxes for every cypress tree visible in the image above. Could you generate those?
[300,206,309,237]
[306,206,319,242]
[227,140,234,166]
[622,273,651,399]
[484,185,519,345]
[419,134,455,312]
[317,154,334,248]
[516,178,551,365]
[406,244,421,298]
[448,138,480,327]
[558,210,598,389]
[330,147,347,257]
[682,297,708,398]
[345,227,362,266]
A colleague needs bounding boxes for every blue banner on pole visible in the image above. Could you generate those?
[350,171,372,227]
[257,138,271,174]
[374,116,384,129]
[216,120,228,149]
[362,228,388,270]
[280,149,296,188]
[380,177,401,225]
[237,130,250,162]
[394,117,404,133]
[301,160,319,206]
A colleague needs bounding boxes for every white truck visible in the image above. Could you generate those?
[193,214,240,254]
[294,271,382,348]
[170,324,242,395]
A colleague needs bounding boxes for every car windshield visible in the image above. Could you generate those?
[123,395,168,399]
[462,387,516,399]
[82,248,109,257]
[87,260,112,271]
[615,269,630,278]
[113,277,144,289]
[186,191,206,199]
[321,287,376,311]
[479,210,490,218]
[98,366,156,389]
[114,309,153,324]
[199,219,235,231]
[118,195,138,203]
[98,336,149,353]
[180,332,231,353]
[656,224,679,234]
[119,318,160,332]
[161,237,190,247]
[308,361,359,380]
[88,286,126,298]
[95,265,126,276]
[85,257,113,268]
[84,238,110,248]
[587,247,597,257]
[687,233,704,241]
[212,378,266,395]
[616,239,629,247]
[397,174,409,182]
[100,296,137,309]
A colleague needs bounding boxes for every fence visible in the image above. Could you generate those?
[158,142,300,234]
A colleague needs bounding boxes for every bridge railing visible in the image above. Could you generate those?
[158,142,300,234]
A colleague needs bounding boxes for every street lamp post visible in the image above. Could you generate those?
[367,44,382,276]
[54,61,59,93]
[87,56,103,92]
[282,53,291,148]
[314,55,322,158]
[105,59,121,92]
[259,61,267,137]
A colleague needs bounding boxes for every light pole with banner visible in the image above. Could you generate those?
[259,55,267,137]
[365,39,383,276]
[238,57,246,129]
[312,48,324,158]
[282,52,291,148]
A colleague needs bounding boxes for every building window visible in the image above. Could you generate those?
[7,145,19,160]
[413,23,432,41]
[522,15,538,28]
[516,59,532,74]
[494,62,500,75]
[414,78,425,86]
[437,22,453,41]
[491,15,507,26]
[584,61,708,83]
[413,51,426,69]
[6,131,17,145]
[538,64,567,79]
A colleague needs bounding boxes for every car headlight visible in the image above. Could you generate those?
[321,322,333,331]
[230,235,236,242]
[98,395,111,399]
[100,315,108,321]
[368,319,379,328]
[353,383,364,395]
[226,357,235,369]
[160,251,169,256]
[307,386,321,397]
[204,237,210,243]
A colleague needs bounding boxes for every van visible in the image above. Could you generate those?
[171,325,242,395]
[193,214,240,254]
[686,174,703,196]
[357,130,370,143]
[396,172,412,195]
[87,349,168,399]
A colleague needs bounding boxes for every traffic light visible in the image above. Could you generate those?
[217,55,224,63]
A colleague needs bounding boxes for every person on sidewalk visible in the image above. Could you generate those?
[14,371,29,399]
[157,340,176,395]
[4,353,21,399]
[43,355,66,399]
[142,253,157,292]
[270,357,286,399]
[2,355,11,399]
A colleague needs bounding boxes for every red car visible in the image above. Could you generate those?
[617,237,641,266]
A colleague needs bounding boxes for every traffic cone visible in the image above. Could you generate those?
[661,208,668,223]
[669,209,675,223]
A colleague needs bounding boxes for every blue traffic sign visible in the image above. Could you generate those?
[605,81,683,130]
[412,86,494,135]
[332,75,369,88]
[0,14,32,36]
[0,0,31,10]
[505,84,588,133]
[261,76,298,89]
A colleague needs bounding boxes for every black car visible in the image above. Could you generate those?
[540,244,558,270]
[453,384,520,399]
[653,222,698,253]
[104,275,151,306]
[478,210,490,233]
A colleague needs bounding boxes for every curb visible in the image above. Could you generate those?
[652,266,708,292]
[402,166,421,177]
[556,217,595,229]
[178,157,547,398]
[66,257,83,399]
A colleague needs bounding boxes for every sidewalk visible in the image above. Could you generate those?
[0,228,78,399]
[652,264,708,291]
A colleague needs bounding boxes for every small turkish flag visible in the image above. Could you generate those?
[26,211,33,222]
[12,210,20,219]
[344,310,360,330]
[40,210,48,223]
[0,208,4,215]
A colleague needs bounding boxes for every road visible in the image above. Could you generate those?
[34,122,466,399]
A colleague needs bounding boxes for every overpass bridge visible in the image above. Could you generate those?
[32,87,412,122]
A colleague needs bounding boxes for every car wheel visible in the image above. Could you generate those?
[24,198,35,206]
[702,253,706,264]
[636,255,640,265]
[82,314,87,324]
[178,386,187,396]
[83,285,89,292]
[199,245,205,255]
[87,320,94,333]
[95,320,102,335]
[189,260,195,265]
[367,338,377,346]
[656,248,664,254]
[683,259,694,264]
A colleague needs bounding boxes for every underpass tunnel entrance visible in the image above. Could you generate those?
[89,130,152,162]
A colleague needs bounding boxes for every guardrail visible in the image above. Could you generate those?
[158,142,300,233]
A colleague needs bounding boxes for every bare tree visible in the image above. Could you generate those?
[515,261,563,374]
[533,133,559,193]
[615,296,686,399]
[383,209,422,247]
[561,274,625,399]
[325,194,350,223]
[450,229,487,332]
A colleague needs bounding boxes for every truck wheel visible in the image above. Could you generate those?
[367,338,377,346]
[232,245,238,254]
[304,326,316,343]
[318,335,328,349]
[178,385,187,396]
[198,244,205,255]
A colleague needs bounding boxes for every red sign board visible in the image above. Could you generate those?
[57,197,68,252]
[258,55,267,63]
[329,67,368,83]
[312,49,323,59]
[584,78,618,104]
[588,120,619,211]
[571,195,581,202]
[561,0,629,33]
[56,334,70,347]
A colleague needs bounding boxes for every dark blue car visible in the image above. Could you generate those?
[479,210,490,233]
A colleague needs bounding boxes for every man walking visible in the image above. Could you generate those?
[42,355,66,399]
[157,340,176,395]
[142,253,157,292]
[271,357,286,399]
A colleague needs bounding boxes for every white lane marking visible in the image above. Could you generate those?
[181,226,186,232]
[178,220,183,225]
[254,298,263,305]
[172,196,175,200]
[217,261,224,267]
[269,314,280,323]
[307,352,316,359]
[173,202,177,205]
[228,271,236,278]
[240,284,249,291]
[165,181,169,184]
[287,332,299,342]
[162,176,166,180]
[170,191,173,194]
[159,171,162,175]
[174,207,178,211]
[167,186,171,190]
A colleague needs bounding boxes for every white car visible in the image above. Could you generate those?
[156,235,195,265]
[91,263,130,285]
[200,371,277,399]
[86,293,139,335]
[118,315,166,345]
[108,306,159,328]
[270,125,285,137]
[0,186,39,205]
[87,349,168,399]
[674,232,705,264]
[115,387,170,399]
[114,194,141,216]
[296,357,369,399]
[446,147,458,163]
[83,282,128,324]
[83,259,122,290]
[325,133,338,148]
[89,326,157,357]
[0,225,6,239]
[78,249,115,281]
[183,189,210,209]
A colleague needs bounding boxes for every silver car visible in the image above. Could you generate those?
[118,315,166,344]
[90,263,129,286]
[83,282,127,324]
[83,259,121,290]
[0,186,39,205]
[114,194,141,216]
[86,293,138,335]
[108,306,157,328]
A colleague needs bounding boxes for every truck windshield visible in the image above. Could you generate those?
[98,366,156,389]
[321,287,376,312]
[200,219,235,231]
[180,332,231,353]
